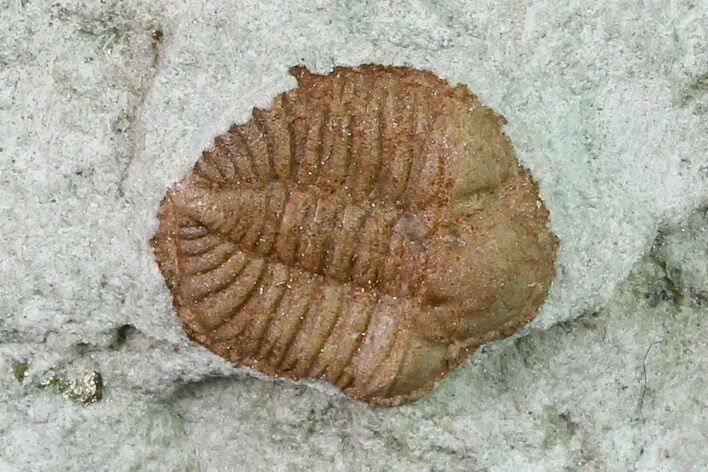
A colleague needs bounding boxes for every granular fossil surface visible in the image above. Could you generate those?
[151,64,559,406]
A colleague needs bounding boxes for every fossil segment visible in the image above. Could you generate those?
[151,64,559,406]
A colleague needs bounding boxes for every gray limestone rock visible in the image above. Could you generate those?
[1,1,705,470]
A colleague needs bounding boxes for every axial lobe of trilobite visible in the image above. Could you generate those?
[153,64,559,406]
[170,179,428,297]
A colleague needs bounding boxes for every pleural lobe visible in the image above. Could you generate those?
[151,64,558,406]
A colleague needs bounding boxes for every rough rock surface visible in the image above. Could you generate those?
[0,1,705,470]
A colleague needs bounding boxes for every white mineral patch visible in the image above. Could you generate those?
[1,1,706,470]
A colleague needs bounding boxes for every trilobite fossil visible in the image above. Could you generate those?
[151,64,558,406]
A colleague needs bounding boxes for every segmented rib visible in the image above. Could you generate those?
[343,299,404,395]
[279,283,345,377]
[191,256,264,331]
[210,257,268,338]
[180,250,246,300]
[316,77,353,193]
[180,241,236,275]
[238,121,272,181]
[178,224,209,240]
[257,273,317,366]
[326,291,378,384]
[178,234,223,257]
[238,263,291,354]
[226,128,257,183]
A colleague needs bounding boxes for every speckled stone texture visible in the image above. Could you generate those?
[0,1,706,470]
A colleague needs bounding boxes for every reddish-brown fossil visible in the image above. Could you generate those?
[151,64,558,406]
